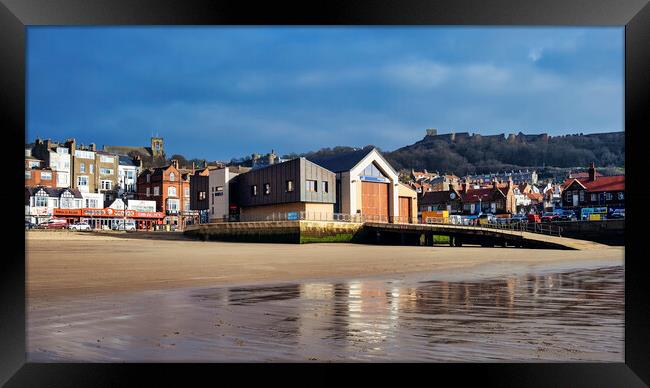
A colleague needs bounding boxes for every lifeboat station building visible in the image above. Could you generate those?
[307,147,409,223]
[228,157,336,221]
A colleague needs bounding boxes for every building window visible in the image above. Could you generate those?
[100,155,114,163]
[605,192,613,201]
[40,171,52,180]
[199,191,206,200]
[322,181,328,193]
[77,176,88,187]
[101,180,112,190]
[80,163,86,173]
[100,168,113,175]
[306,180,317,192]
[168,186,177,197]
[126,170,135,179]
[264,183,271,195]
[154,186,160,196]
[167,198,179,211]
[579,190,584,202]
[146,174,150,183]
[25,171,31,179]
[286,180,294,192]
[52,199,59,208]
[60,191,75,208]
[35,194,48,207]
[146,187,150,197]
[184,187,190,197]
[618,192,624,200]
[89,164,94,174]
[169,172,175,181]
[251,185,257,196]
[591,193,597,202]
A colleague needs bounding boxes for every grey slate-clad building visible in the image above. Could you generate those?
[229,157,336,220]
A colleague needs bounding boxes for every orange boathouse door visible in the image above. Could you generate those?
[398,196,412,223]
[361,181,389,222]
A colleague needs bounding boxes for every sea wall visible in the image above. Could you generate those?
[555,219,624,246]
[184,221,364,244]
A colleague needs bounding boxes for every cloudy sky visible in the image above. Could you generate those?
[27,27,623,161]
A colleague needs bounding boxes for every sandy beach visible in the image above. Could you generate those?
[26,231,624,299]
[26,231,624,362]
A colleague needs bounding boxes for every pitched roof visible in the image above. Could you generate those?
[118,155,139,166]
[526,192,544,201]
[420,189,460,205]
[307,147,375,173]
[25,186,83,198]
[567,175,625,192]
[461,188,505,203]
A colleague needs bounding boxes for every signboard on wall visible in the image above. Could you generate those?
[53,208,163,218]
[360,176,389,183]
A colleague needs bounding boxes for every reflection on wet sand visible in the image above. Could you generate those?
[28,266,623,362]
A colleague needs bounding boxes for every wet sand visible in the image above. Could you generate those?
[27,266,624,362]
[26,231,624,299]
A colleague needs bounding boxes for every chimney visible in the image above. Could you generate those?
[64,138,76,152]
[171,159,179,169]
[89,143,96,151]
[192,161,196,173]
[588,162,596,181]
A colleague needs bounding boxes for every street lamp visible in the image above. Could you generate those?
[122,191,128,231]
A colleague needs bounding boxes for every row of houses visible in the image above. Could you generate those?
[26,138,420,228]
[413,162,624,217]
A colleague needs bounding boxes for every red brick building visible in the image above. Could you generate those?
[25,168,57,187]
[136,160,190,228]
[562,163,624,209]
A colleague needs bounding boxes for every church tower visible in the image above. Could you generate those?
[151,137,164,157]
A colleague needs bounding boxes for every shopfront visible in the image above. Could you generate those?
[53,208,164,230]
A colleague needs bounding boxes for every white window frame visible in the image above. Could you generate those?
[77,175,89,187]
[153,186,160,196]
[168,186,177,197]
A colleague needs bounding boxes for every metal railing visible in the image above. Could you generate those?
[213,212,419,224]
[210,212,562,236]
[423,217,562,237]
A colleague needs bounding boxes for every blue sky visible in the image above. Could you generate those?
[27,27,623,161]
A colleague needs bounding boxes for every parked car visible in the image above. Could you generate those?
[41,219,68,229]
[541,212,559,222]
[511,214,528,223]
[25,220,35,230]
[555,209,578,221]
[69,222,92,231]
[527,214,541,223]
[111,219,136,231]
[609,208,625,219]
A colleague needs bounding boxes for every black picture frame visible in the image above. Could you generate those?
[2,0,649,386]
